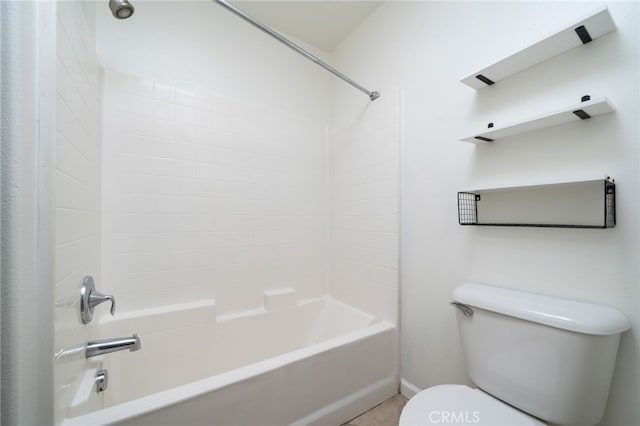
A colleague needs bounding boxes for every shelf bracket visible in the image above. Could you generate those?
[574,25,593,44]
[474,136,494,142]
[475,74,495,86]
[572,109,592,120]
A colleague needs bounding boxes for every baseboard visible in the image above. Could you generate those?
[292,376,399,426]
[400,378,422,399]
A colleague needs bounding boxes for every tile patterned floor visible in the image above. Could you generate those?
[342,394,408,426]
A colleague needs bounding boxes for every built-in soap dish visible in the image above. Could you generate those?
[263,288,297,310]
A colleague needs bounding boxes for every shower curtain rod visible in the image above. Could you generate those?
[213,0,380,101]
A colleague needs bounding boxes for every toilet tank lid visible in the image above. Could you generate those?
[453,282,630,335]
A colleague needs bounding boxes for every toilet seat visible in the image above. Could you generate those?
[399,385,546,426]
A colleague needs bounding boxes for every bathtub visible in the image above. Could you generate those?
[64,297,399,425]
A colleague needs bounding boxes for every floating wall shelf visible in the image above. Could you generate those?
[460,6,616,90]
[457,177,616,229]
[461,96,615,143]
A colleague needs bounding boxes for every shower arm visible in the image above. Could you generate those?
[213,0,380,101]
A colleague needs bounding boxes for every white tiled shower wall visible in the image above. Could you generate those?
[329,92,401,324]
[94,0,399,323]
[53,2,400,421]
[54,1,102,424]
[101,69,328,315]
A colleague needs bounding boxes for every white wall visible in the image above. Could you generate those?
[96,2,330,315]
[328,88,401,324]
[95,0,331,121]
[331,2,639,425]
[1,1,56,424]
[54,1,103,424]
[95,0,407,326]
[101,69,328,314]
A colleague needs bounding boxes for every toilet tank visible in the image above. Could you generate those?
[452,282,630,426]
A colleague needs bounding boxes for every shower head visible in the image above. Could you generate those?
[109,0,135,20]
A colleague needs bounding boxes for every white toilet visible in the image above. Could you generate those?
[400,282,630,426]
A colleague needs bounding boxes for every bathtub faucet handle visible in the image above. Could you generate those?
[90,290,116,316]
[80,276,116,324]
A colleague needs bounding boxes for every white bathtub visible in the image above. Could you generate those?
[64,297,399,425]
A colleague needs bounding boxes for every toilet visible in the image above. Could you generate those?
[400,282,630,426]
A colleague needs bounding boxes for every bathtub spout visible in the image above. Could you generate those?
[86,334,141,358]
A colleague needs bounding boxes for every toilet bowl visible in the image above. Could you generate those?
[399,385,545,426]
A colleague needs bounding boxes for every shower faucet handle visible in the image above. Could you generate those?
[90,290,116,315]
[80,276,116,324]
